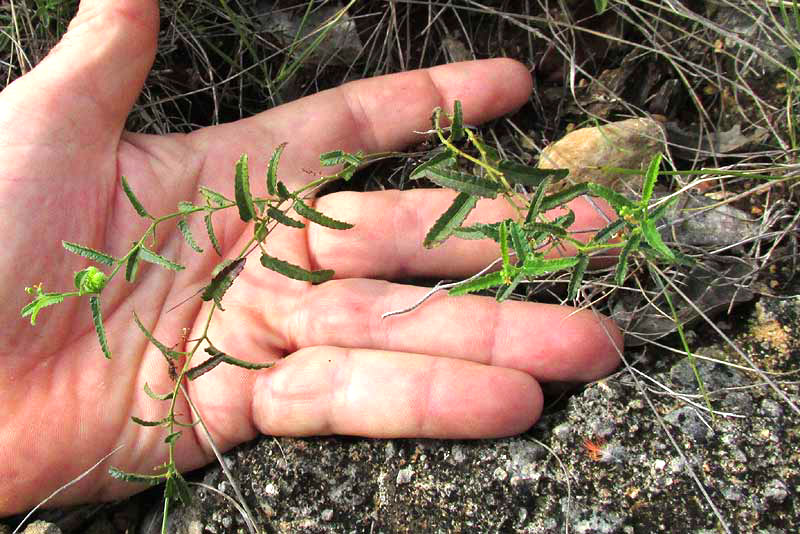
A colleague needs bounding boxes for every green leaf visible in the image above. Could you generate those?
[204,213,222,256]
[509,220,532,261]
[234,154,256,222]
[521,221,569,239]
[276,181,291,201]
[412,165,500,198]
[567,254,589,300]
[519,256,580,276]
[62,241,115,266]
[173,472,193,506]
[449,271,507,296]
[471,135,501,163]
[592,218,626,245]
[540,183,590,212]
[177,201,200,214]
[495,272,526,302]
[144,382,174,401]
[164,431,182,445]
[586,183,637,212]
[456,222,500,242]
[615,232,642,285]
[293,198,354,230]
[201,258,246,309]
[499,162,568,187]
[267,206,305,228]
[108,467,164,486]
[133,311,183,360]
[267,142,287,196]
[125,245,141,282]
[120,176,152,219]
[260,252,334,284]
[177,218,203,253]
[21,293,65,325]
[320,149,346,166]
[409,152,456,180]
[185,352,225,380]
[74,266,107,294]
[423,192,478,248]
[89,296,111,359]
[646,195,679,222]
[499,220,512,280]
[525,177,552,224]
[641,153,662,206]
[186,347,274,381]
[641,219,676,261]
[450,100,464,142]
[131,415,170,427]
[199,186,232,207]
[139,246,185,271]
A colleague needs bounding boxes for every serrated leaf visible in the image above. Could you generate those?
[587,183,637,212]
[139,246,185,271]
[178,201,200,214]
[185,352,224,380]
[423,192,477,248]
[509,220,532,261]
[592,218,626,245]
[568,254,589,300]
[108,467,164,486]
[21,293,65,325]
[186,347,273,381]
[499,220,511,281]
[276,181,291,201]
[456,222,500,242]
[540,183,590,212]
[495,271,526,302]
[144,382,174,401]
[201,258,246,309]
[320,149,346,166]
[267,206,305,228]
[450,100,464,142]
[125,245,141,282]
[177,218,203,253]
[449,271,507,296]
[525,177,552,224]
[89,296,111,359]
[521,221,568,239]
[173,472,193,505]
[413,165,500,198]
[133,311,182,360]
[199,186,231,207]
[499,162,568,187]
[293,198,353,230]
[260,252,334,284]
[234,154,256,222]
[409,152,456,180]
[268,143,287,196]
[615,232,642,285]
[641,219,676,261]
[520,256,580,276]
[452,226,488,240]
[131,415,170,427]
[641,153,662,206]
[204,213,222,256]
[62,241,115,266]
[120,176,152,219]
[647,195,679,222]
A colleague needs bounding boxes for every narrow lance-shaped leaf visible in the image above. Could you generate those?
[131,415,171,427]
[320,149,346,166]
[187,346,274,381]
[499,220,512,282]
[413,165,500,198]
[177,218,203,253]
[125,244,141,282]
[567,254,590,300]
[641,219,676,261]
[509,220,532,262]
[120,176,152,219]
[144,382,174,401]
[293,198,354,230]
[172,472,193,506]
[640,152,662,207]
[409,152,456,181]
[260,252,334,284]
[89,296,111,359]
[450,100,464,142]
[62,241,115,266]
[499,162,568,187]
[198,186,232,207]
[615,232,642,285]
[164,431,182,445]
[540,182,590,212]
[495,271,526,302]
[586,182,637,213]
[177,201,200,214]
[276,181,291,201]
[525,177,552,224]
[267,206,305,228]
[108,467,164,486]
[139,246,185,271]
[592,218,626,245]
[234,154,256,222]
[204,213,222,256]
[449,271,508,296]
[21,293,65,325]
[133,311,182,360]
[267,142,287,196]
[455,222,500,242]
[201,258,246,309]
[423,192,477,248]
[520,256,580,276]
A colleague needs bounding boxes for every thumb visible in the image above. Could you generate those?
[5,0,159,140]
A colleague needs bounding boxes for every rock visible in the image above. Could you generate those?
[538,117,665,194]
[21,522,61,534]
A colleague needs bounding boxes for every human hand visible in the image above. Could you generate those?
[0,0,621,515]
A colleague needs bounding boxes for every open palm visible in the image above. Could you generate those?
[0,0,621,515]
